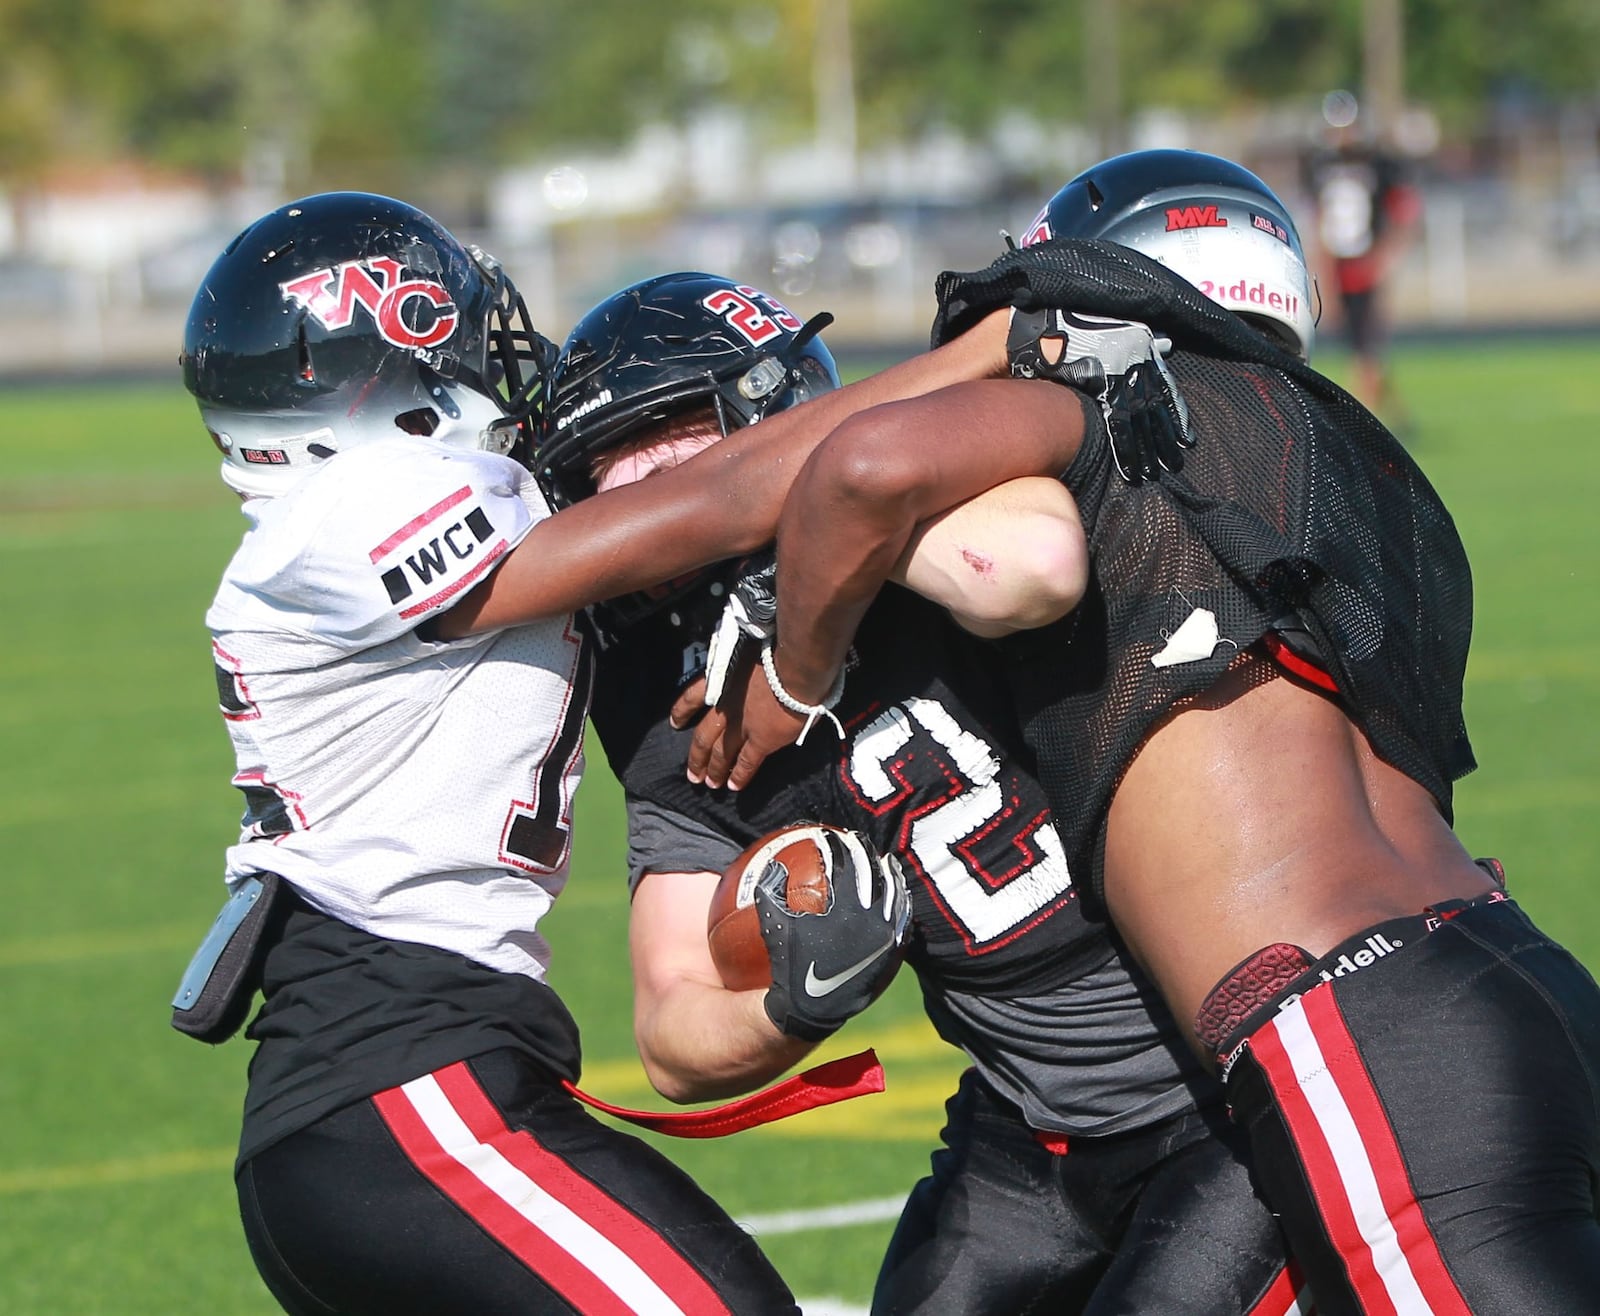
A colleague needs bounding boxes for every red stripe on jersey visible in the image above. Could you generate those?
[396,538,509,619]
[373,1063,729,1316]
[230,769,309,834]
[213,640,262,722]
[1250,991,1468,1314]
[369,484,474,562]
[1246,1259,1312,1315]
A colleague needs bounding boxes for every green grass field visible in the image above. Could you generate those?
[2,342,1597,1313]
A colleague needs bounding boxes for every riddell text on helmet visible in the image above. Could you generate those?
[1193,278,1302,319]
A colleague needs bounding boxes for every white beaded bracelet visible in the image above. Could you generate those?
[760,641,846,745]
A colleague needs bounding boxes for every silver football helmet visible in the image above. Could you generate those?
[1024,149,1316,358]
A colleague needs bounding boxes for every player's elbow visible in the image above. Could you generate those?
[955,509,1088,635]
[637,1049,711,1105]
[917,477,1088,636]
[808,406,940,528]
[633,1000,763,1104]
[634,1018,721,1104]
[639,1045,763,1105]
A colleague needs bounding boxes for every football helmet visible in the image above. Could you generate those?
[180,191,555,498]
[536,271,839,508]
[1022,149,1316,358]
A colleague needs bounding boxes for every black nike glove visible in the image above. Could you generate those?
[758,828,911,1042]
[1007,307,1193,484]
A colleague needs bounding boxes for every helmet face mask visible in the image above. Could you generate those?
[1024,149,1316,359]
[537,272,839,510]
[181,192,556,498]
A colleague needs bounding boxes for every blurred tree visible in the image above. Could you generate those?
[1126,0,1348,107]
[0,0,65,182]
[2,0,1598,194]
[853,0,1080,138]
[1406,0,1600,129]
[77,0,238,173]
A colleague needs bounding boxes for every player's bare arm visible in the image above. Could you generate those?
[630,825,908,1103]
[628,870,814,1102]
[665,472,1087,735]
[688,378,1095,789]
[774,380,1092,699]
[436,310,1013,639]
[892,474,1086,637]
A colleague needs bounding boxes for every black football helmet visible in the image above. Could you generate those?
[536,271,839,508]
[180,191,556,498]
[1022,149,1316,358]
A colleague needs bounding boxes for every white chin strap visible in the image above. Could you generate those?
[219,459,305,500]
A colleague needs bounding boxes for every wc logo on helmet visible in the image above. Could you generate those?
[280,257,460,351]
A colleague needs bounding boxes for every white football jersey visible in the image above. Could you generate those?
[206,437,590,981]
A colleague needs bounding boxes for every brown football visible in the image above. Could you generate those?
[707,824,839,991]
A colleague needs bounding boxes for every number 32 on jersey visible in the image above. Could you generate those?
[843,696,1073,952]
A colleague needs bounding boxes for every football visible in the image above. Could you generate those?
[707,824,840,991]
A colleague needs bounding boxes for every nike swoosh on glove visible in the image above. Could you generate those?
[758,828,911,1042]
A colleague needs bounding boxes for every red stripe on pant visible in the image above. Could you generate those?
[1246,1260,1312,1316]
[372,1062,731,1316]
[1249,987,1469,1314]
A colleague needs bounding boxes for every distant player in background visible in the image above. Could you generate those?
[1301,89,1423,432]
[537,272,1311,1315]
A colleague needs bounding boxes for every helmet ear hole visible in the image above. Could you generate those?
[395,408,439,437]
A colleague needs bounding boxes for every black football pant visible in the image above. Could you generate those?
[872,1067,1307,1315]
[1225,897,1600,1315]
[237,1049,797,1315]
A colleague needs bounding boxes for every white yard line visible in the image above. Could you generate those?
[738,1193,907,1237]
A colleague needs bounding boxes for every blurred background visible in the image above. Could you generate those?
[4,0,1600,373]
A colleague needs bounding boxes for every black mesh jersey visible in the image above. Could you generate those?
[589,587,1214,1135]
[934,239,1476,910]
[591,586,1107,997]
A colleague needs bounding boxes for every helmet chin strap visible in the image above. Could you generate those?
[216,385,513,501]
[425,380,518,456]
